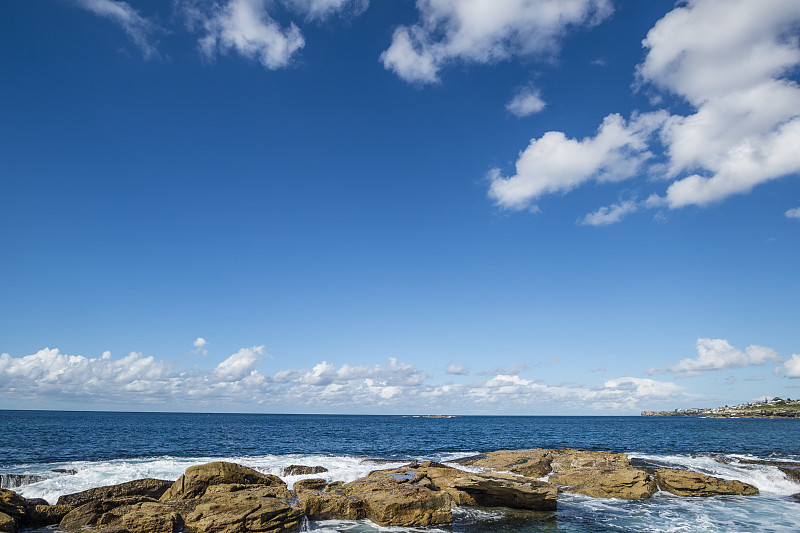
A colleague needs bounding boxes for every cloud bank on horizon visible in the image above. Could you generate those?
[1,338,798,413]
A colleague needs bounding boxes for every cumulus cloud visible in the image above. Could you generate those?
[445,363,469,375]
[211,345,265,381]
[786,207,800,219]
[192,337,209,355]
[579,199,638,226]
[638,0,800,208]
[507,88,546,117]
[381,0,613,84]
[75,0,161,58]
[488,112,667,210]
[0,347,689,413]
[195,0,305,69]
[648,338,784,377]
[781,354,800,378]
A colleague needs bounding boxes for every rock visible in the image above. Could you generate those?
[26,504,73,527]
[59,496,158,530]
[182,486,303,533]
[779,467,800,484]
[454,449,554,478]
[294,479,365,520]
[115,502,183,533]
[282,465,328,476]
[57,478,173,507]
[653,468,759,496]
[53,469,78,475]
[549,466,658,499]
[791,493,800,502]
[342,467,455,527]
[548,449,632,473]
[0,489,26,530]
[0,512,16,533]
[0,475,45,490]
[419,461,557,510]
[161,462,285,501]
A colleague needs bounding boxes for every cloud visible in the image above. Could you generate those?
[283,0,368,21]
[196,0,305,69]
[75,0,161,58]
[786,207,800,219]
[211,345,265,381]
[488,112,667,210]
[192,337,209,355]
[648,338,784,377]
[507,88,546,117]
[445,363,469,375]
[637,0,800,208]
[782,354,800,378]
[381,0,613,84]
[578,199,638,226]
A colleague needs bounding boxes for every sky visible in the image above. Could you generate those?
[1,0,799,415]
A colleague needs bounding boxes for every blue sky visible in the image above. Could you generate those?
[1,0,799,414]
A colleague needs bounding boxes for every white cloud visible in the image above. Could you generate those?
[75,0,161,58]
[638,0,800,208]
[197,0,305,69]
[192,337,209,355]
[211,345,265,381]
[579,199,638,226]
[488,112,667,210]
[381,0,613,84]
[786,207,800,219]
[648,338,784,377]
[782,354,800,378]
[506,88,546,117]
[445,363,469,375]
[283,0,368,21]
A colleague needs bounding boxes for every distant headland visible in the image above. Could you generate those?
[642,397,800,418]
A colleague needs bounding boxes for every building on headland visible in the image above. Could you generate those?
[641,398,800,418]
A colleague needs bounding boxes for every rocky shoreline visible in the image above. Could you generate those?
[641,408,800,418]
[1,448,796,533]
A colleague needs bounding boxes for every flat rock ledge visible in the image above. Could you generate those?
[0,450,764,533]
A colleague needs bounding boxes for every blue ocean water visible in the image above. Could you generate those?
[1,411,798,532]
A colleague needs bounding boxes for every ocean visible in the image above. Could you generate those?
[1,411,798,532]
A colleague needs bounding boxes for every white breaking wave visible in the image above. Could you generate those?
[12,452,481,504]
[629,453,800,496]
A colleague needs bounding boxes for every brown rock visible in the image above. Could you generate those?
[549,449,632,473]
[282,465,328,476]
[0,489,26,524]
[294,479,365,520]
[779,467,800,484]
[59,496,158,530]
[342,467,454,527]
[182,486,303,533]
[161,462,285,501]
[26,504,73,527]
[549,466,657,499]
[653,468,759,496]
[454,449,554,478]
[0,512,16,533]
[118,502,183,533]
[57,478,173,507]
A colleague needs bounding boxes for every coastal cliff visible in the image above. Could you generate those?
[642,398,800,418]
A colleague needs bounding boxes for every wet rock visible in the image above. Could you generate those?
[57,478,173,507]
[0,489,26,531]
[454,449,554,478]
[59,496,158,530]
[161,462,285,501]
[282,465,328,476]
[653,468,759,496]
[779,467,800,484]
[182,486,303,533]
[26,504,73,527]
[53,468,78,475]
[549,466,657,499]
[107,501,183,533]
[342,467,455,527]
[294,478,365,520]
[0,475,45,490]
